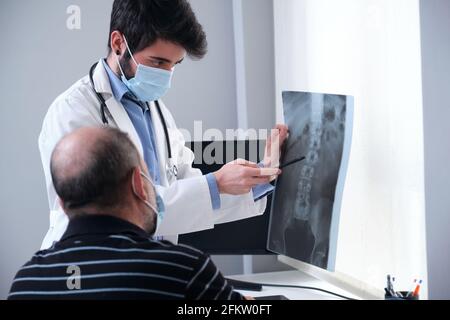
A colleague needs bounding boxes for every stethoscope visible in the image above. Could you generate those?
[89,62,178,182]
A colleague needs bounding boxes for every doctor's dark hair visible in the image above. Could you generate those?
[50,128,141,215]
[108,0,207,59]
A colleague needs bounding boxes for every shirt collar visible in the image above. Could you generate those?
[60,215,150,241]
[102,59,130,102]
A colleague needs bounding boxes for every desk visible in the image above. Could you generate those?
[228,270,361,300]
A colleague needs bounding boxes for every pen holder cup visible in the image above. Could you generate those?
[385,291,419,300]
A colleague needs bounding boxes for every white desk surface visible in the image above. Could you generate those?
[228,270,361,300]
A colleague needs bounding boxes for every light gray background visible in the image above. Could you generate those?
[0,0,112,299]
[420,0,450,300]
[0,0,285,299]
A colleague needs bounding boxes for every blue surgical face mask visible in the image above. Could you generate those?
[116,36,173,102]
[132,171,165,235]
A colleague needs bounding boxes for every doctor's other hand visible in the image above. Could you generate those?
[213,159,281,195]
[264,124,289,168]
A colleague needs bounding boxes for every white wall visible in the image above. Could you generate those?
[420,0,450,300]
[273,0,427,296]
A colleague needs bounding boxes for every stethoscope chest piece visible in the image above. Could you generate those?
[166,160,178,182]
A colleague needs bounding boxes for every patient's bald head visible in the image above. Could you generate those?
[50,127,157,233]
[51,127,140,211]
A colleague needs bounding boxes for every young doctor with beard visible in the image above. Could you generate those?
[39,0,288,249]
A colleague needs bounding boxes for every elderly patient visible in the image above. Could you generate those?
[9,127,243,300]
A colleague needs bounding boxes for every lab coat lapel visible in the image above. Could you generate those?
[149,101,169,186]
[92,59,144,156]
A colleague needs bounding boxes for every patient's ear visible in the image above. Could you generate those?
[131,168,147,201]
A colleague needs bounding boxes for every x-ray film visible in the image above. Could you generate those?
[267,91,353,270]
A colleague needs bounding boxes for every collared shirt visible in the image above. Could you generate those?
[103,60,162,185]
[8,215,243,300]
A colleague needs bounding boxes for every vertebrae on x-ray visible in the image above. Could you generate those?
[294,107,323,220]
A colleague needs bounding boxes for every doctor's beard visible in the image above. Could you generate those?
[118,54,135,80]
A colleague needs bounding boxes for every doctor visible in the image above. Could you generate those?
[39,0,288,249]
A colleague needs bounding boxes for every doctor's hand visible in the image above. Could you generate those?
[213,159,281,195]
[263,124,289,168]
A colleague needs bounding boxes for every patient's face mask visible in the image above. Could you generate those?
[132,170,165,235]
[115,35,173,102]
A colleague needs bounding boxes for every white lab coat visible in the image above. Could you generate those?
[38,59,267,249]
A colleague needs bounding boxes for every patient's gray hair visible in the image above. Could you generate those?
[50,127,140,215]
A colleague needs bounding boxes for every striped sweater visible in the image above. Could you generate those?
[8,215,243,300]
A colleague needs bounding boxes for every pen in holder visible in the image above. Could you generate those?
[384,290,419,300]
[384,276,421,300]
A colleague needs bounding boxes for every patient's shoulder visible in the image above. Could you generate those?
[142,239,207,259]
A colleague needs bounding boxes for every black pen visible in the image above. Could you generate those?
[387,275,397,297]
[279,156,306,169]
[387,275,393,296]
[384,288,391,297]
